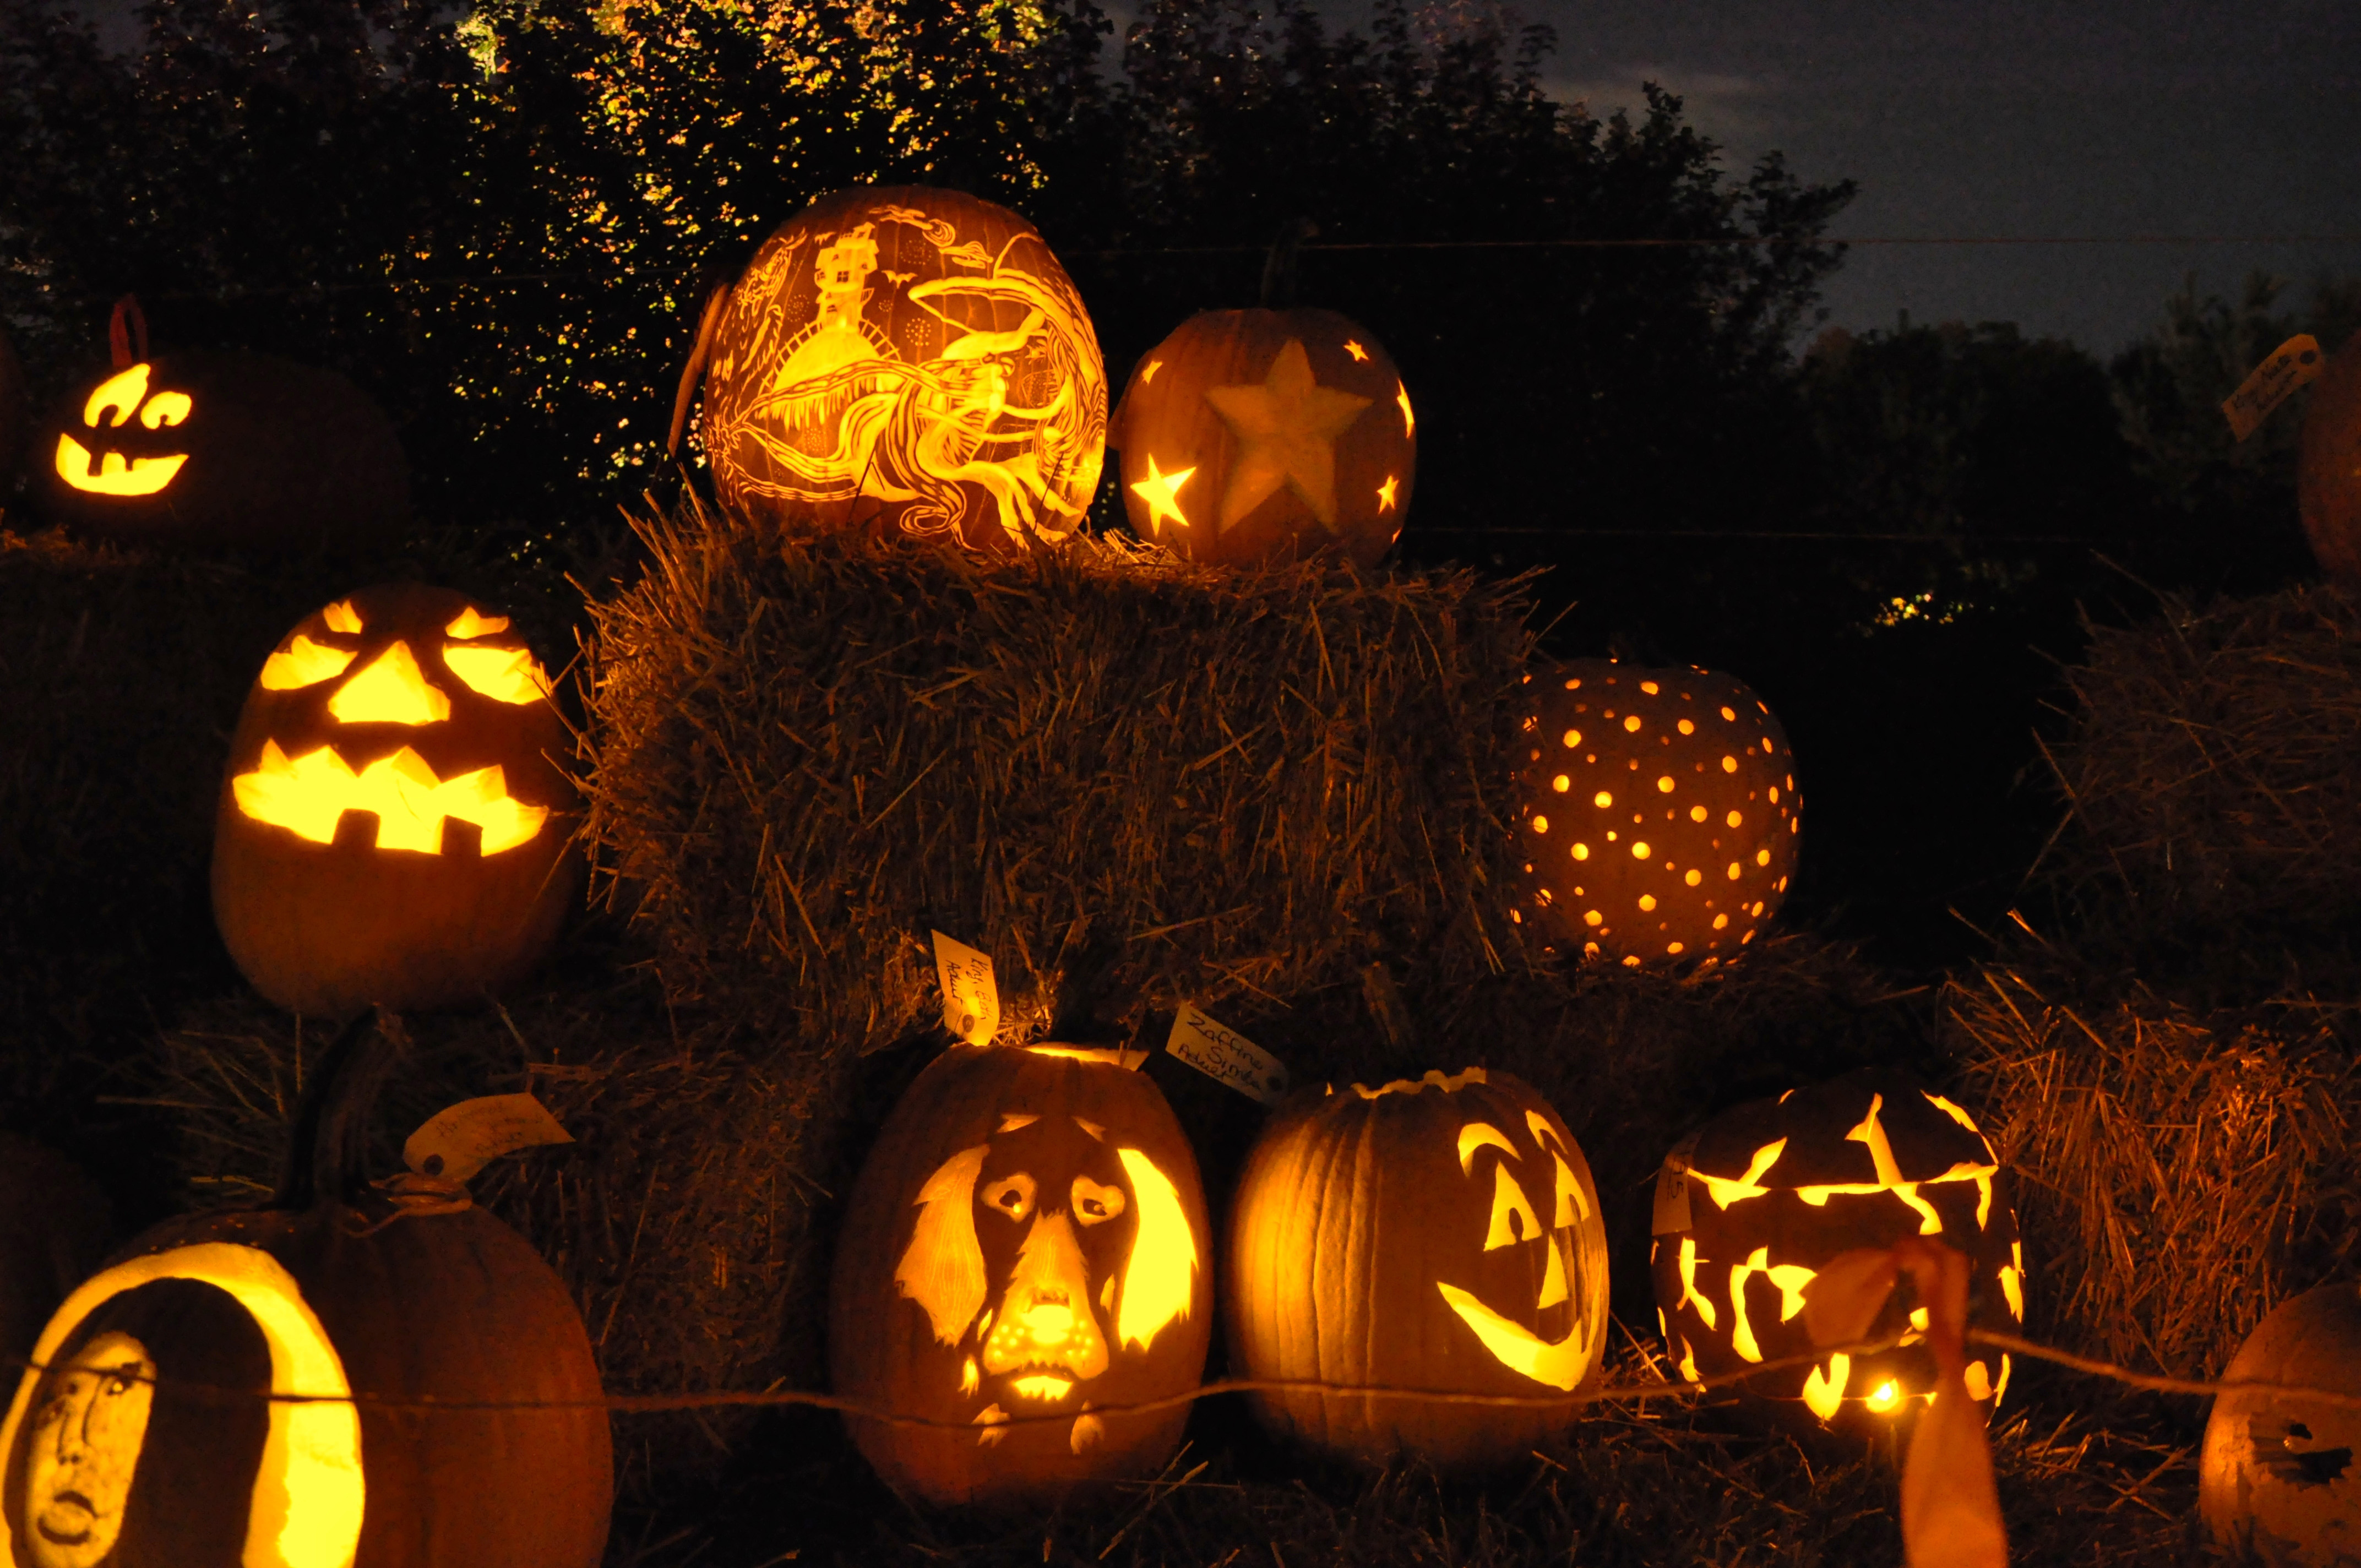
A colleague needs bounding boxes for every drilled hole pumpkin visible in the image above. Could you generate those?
[2201,1281,2361,1565]
[1508,660,1799,967]
[2299,335,2361,591]
[694,186,1106,554]
[1226,1067,1609,1467]
[211,585,581,1019]
[1650,1068,2023,1434]
[829,1043,1212,1505]
[1113,309,1414,568]
[0,1020,612,1568]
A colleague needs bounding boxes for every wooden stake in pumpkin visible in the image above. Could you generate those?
[0,1014,613,1568]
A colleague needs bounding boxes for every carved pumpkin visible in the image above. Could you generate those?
[1226,1067,1609,1466]
[2299,336,2361,590]
[0,1019,612,1568]
[1508,660,1800,967]
[1113,309,1415,568]
[0,1139,111,1378]
[1650,1068,2023,1433]
[829,1043,1212,1505]
[2201,1282,2361,1565]
[211,584,581,1019]
[696,186,1105,553]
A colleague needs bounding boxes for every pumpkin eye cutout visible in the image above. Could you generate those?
[442,645,552,706]
[322,600,364,634]
[445,608,509,638]
[24,1330,156,1568]
[981,1173,1035,1223]
[328,642,451,726]
[1482,1163,1546,1252]
[258,635,357,692]
[1070,1175,1126,1226]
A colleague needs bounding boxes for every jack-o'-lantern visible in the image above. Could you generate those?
[1508,660,1799,967]
[1650,1068,2022,1434]
[2201,1281,2361,1565]
[0,1017,612,1568]
[1113,309,1414,568]
[829,1043,1212,1505]
[1226,1067,1609,1467]
[211,584,581,1019]
[689,186,1105,554]
[2299,335,2361,590]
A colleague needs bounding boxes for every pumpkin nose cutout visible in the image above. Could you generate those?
[981,1209,1110,1386]
[1024,1299,1074,1345]
[329,641,450,726]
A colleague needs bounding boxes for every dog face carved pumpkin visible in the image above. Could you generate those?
[211,584,581,1019]
[829,1046,1211,1505]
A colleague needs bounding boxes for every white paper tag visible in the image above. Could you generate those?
[931,929,1001,1046]
[403,1093,573,1184]
[1166,1004,1290,1106]
[2223,334,2326,442]
[1651,1131,1699,1235]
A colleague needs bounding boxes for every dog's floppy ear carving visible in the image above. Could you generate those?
[1114,1148,1198,1351]
[895,1145,989,1344]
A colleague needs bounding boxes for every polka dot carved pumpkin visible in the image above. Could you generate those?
[1508,660,1799,966]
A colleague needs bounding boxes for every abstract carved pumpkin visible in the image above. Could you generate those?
[1650,1068,2023,1433]
[697,186,1106,553]
[1226,1068,1609,1466]
[2201,1282,2361,1565]
[212,584,581,1019]
[2299,335,2361,590]
[1113,309,1414,568]
[828,1044,1212,1505]
[1507,660,1799,967]
[0,1019,612,1568]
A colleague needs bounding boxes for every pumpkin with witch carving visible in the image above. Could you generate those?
[829,1043,1213,1504]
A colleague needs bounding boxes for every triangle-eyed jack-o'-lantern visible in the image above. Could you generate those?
[211,585,581,1019]
[829,1043,1212,1505]
[1226,1067,1611,1467]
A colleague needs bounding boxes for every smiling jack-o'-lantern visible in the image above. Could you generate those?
[2201,1281,2361,1565]
[212,584,581,1019]
[1650,1068,2023,1434]
[1113,308,1415,568]
[1226,1067,1609,1467]
[829,1043,1212,1505]
[690,186,1106,554]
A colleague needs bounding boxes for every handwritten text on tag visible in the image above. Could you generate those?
[1166,1004,1289,1105]
[2223,334,2325,442]
[931,929,1001,1046]
[404,1093,573,1184]
[1651,1131,1699,1234]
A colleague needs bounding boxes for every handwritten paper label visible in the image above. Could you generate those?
[1165,1004,1289,1105]
[2223,334,2325,442]
[404,1093,573,1184]
[931,929,1000,1046]
[1651,1131,1699,1234]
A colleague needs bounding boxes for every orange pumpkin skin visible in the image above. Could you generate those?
[2299,339,2361,590]
[1113,309,1415,568]
[829,1045,1213,1505]
[211,584,581,1019]
[1226,1068,1609,1467]
[701,186,1106,554]
[1507,660,1800,967]
[37,350,408,552]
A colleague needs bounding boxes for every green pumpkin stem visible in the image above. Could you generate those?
[276,1009,405,1210]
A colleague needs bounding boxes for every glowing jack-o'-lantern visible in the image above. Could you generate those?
[690,186,1106,554]
[1113,309,1415,568]
[2299,336,2361,590]
[211,584,581,1019]
[1226,1068,1609,1466]
[1650,1068,2023,1434]
[828,1043,1212,1505]
[0,1021,611,1568]
[1508,660,1800,967]
[2201,1282,2361,1565]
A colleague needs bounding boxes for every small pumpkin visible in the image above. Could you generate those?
[1226,1067,1609,1467]
[1113,309,1414,568]
[2299,335,2361,590]
[212,584,581,1019]
[2200,1281,2361,1565]
[829,1043,1212,1505]
[692,186,1106,554]
[1650,1067,2022,1433]
[1508,660,1799,967]
[0,1017,612,1568]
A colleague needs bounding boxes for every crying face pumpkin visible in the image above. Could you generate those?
[210,584,581,1020]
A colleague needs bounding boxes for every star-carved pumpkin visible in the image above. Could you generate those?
[211,584,581,1019]
[1507,659,1800,967]
[1226,1067,1609,1467]
[1113,309,1415,568]
[828,1043,1212,1505]
[693,186,1106,554]
[2299,334,2361,590]
[37,349,408,552]
[2200,1282,2361,1565]
[1649,1068,2024,1434]
[0,1017,612,1568]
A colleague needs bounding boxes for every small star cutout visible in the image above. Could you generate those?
[1128,453,1196,537]
[1342,340,1369,362]
[1139,359,1162,384]
[1377,475,1399,512]
[1202,340,1372,530]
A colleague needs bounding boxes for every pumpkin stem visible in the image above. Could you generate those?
[1259,217,1318,310]
[667,271,736,459]
[276,1010,405,1210]
[107,295,149,369]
